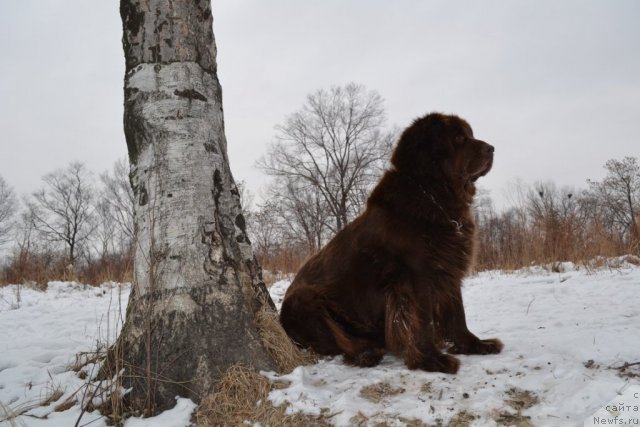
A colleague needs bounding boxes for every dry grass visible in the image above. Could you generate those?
[0,250,132,287]
[0,402,24,427]
[447,411,477,427]
[255,303,318,374]
[195,364,331,426]
[40,388,64,407]
[0,385,66,426]
[494,387,538,427]
[53,396,77,413]
[69,350,105,373]
[505,388,539,411]
[612,361,640,379]
[257,247,309,282]
[359,382,405,403]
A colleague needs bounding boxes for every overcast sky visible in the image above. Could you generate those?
[1,1,639,210]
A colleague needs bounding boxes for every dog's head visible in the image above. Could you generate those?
[391,113,494,192]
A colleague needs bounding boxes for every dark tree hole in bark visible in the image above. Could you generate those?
[213,169,223,207]
[235,214,246,232]
[139,184,148,206]
[174,89,208,102]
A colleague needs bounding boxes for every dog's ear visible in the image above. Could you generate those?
[391,113,449,173]
[391,119,422,171]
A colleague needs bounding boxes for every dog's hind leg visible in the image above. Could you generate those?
[281,286,385,366]
[321,311,385,367]
[385,282,460,374]
[280,286,343,355]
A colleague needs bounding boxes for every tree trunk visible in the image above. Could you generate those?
[116,0,277,412]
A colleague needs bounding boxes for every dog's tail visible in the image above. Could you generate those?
[320,302,377,356]
[280,286,376,356]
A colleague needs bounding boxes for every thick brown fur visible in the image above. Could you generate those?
[280,113,503,374]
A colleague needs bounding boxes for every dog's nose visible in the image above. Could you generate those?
[475,139,494,154]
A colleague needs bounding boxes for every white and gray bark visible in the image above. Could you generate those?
[117,0,276,412]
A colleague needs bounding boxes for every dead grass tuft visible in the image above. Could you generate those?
[41,388,64,407]
[0,386,67,425]
[195,364,330,426]
[505,387,539,411]
[53,397,77,412]
[401,417,430,427]
[69,350,105,373]
[0,402,23,427]
[495,387,538,427]
[447,410,476,427]
[348,411,438,427]
[359,382,405,403]
[255,304,318,374]
[420,382,433,394]
[495,412,534,427]
[611,361,640,379]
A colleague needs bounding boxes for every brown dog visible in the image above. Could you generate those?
[279,113,502,374]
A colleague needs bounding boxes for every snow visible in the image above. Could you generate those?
[0,281,195,427]
[124,397,198,427]
[1,260,638,426]
[268,279,291,311]
[264,261,640,426]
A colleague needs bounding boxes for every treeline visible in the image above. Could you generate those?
[1,83,638,285]
[0,160,134,285]
[247,157,640,275]
[0,156,637,286]
[473,157,639,269]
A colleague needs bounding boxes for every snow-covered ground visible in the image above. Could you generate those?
[0,282,195,427]
[1,259,639,426]
[267,260,640,426]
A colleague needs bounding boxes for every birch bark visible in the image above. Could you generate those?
[116,0,277,411]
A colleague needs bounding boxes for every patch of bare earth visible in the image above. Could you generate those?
[349,412,430,427]
[494,387,539,426]
[446,410,477,427]
[360,382,406,403]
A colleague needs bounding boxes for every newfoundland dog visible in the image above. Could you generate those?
[279,113,502,374]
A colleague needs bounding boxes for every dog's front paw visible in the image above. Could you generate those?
[450,338,503,355]
[475,338,503,354]
[408,353,460,374]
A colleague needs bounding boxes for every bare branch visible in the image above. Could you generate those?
[258,83,394,235]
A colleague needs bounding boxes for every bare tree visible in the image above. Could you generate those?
[248,200,283,262]
[236,180,255,223]
[115,0,283,413]
[267,177,330,252]
[92,198,118,259]
[588,156,640,243]
[26,162,95,264]
[100,157,135,250]
[0,175,17,246]
[259,83,396,232]
[526,182,580,261]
